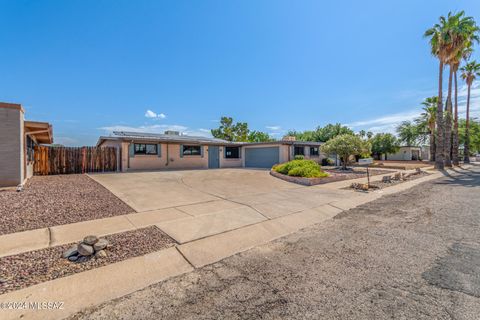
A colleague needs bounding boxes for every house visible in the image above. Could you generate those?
[0,102,53,187]
[97,131,323,171]
[385,146,426,161]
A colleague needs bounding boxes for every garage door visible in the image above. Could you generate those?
[245,147,280,168]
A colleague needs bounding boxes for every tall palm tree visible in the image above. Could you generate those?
[460,61,480,163]
[418,96,438,161]
[426,11,479,168]
[425,16,449,169]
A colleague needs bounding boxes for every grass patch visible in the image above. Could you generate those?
[273,160,329,178]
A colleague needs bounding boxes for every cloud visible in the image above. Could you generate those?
[266,125,281,131]
[145,110,166,119]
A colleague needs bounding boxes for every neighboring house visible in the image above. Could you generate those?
[97,131,323,171]
[0,102,53,187]
[385,146,425,161]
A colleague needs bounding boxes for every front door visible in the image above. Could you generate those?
[208,146,220,168]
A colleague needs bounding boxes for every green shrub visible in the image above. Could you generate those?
[294,155,305,160]
[273,159,329,178]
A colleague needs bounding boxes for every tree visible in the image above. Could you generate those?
[285,130,317,142]
[458,118,480,155]
[460,60,480,163]
[416,96,438,161]
[396,121,420,146]
[287,123,354,142]
[370,133,400,160]
[248,131,274,142]
[321,134,369,170]
[211,117,249,142]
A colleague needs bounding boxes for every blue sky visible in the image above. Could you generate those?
[1,0,480,145]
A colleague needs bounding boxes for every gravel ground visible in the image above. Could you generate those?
[0,175,134,235]
[0,226,175,294]
[349,171,431,191]
[70,165,480,319]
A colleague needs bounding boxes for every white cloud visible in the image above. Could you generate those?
[266,125,281,131]
[145,110,166,119]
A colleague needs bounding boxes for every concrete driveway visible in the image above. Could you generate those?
[90,169,351,244]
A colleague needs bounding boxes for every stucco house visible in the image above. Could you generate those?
[385,146,428,161]
[0,102,53,187]
[97,131,323,171]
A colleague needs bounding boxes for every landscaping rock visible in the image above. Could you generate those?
[68,254,79,262]
[393,172,402,180]
[83,235,99,245]
[382,176,392,183]
[416,168,422,174]
[76,256,90,263]
[95,250,107,259]
[78,243,94,256]
[93,238,109,251]
[62,246,78,258]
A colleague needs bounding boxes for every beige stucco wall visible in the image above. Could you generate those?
[218,146,242,168]
[387,147,421,161]
[0,105,24,187]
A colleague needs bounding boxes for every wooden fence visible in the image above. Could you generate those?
[34,146,119,175]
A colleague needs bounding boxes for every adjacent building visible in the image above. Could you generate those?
[97,131,324,172]
[0,102,53,187]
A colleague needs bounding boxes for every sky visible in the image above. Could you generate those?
[1,0,480,146]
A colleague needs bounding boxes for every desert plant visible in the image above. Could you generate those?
[273,159,328,178]
[294,155,305,160]
[320,134,369,170]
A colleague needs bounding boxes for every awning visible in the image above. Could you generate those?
[24,121,53,144]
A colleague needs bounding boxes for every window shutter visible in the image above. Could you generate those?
[157,144,162,157]
[200,146,204,158]
[239,147,242,158]
[129,143,135,158]
[179,145,183,158]
[305,146,309,157]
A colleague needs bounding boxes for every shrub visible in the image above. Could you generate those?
[321,158,334,166]
[294,155,305,160]
[273,159,328,178]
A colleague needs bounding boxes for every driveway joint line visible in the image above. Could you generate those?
[174,246,195,269]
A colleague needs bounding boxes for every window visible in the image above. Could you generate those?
[294,146,305,156]
[26,136,35,162]
[134,143,157,155]
[183,145,201,156]
[225,147,240,159]
[310,147,319,156]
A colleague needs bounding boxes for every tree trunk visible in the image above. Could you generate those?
[435,61,445,170]
[452,69,459,166]
[342,155,348,170]
[444,66,453,167]
[429,128,435,162]
[464,83,471,163]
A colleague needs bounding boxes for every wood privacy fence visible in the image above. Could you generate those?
[34,146,119,175]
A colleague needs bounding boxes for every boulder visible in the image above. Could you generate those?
[76,256,90,263]
[393,172,402,180]
[93,238,109,251]
[62,246,78,258]
[382,176,392,183]
[68,254,79,262]
[78,243,94,256]
[83,235,99,245]
[95,250,107,259]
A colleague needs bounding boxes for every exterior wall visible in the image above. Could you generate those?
[127,143,208,171]
[218,146,242,168]
[288,145,324,163]
[387,147,422,161]
[0,105,24,187]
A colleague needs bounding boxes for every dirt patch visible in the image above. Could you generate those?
[0,226,175,295]
[0,175,134,235]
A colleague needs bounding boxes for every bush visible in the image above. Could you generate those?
[321,158,334,166]
[273,159,328,178]
[294,155,305,160]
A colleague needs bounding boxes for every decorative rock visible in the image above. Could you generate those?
[68,254,79,262]
[62,246,78,258]
[83,235,99,245]
[76,256,89,263]
[93,238,109,251]
[415,168,422,173]
[393,172,402,180]
[382,176,392,183]
[95,250,107,259]
[77,243,94,256]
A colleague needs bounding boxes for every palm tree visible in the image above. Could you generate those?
[418,96,438,161]
[425,17,449,169]
[396,121,419,147]
[426,12,479,168]
[460,60,480,163]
